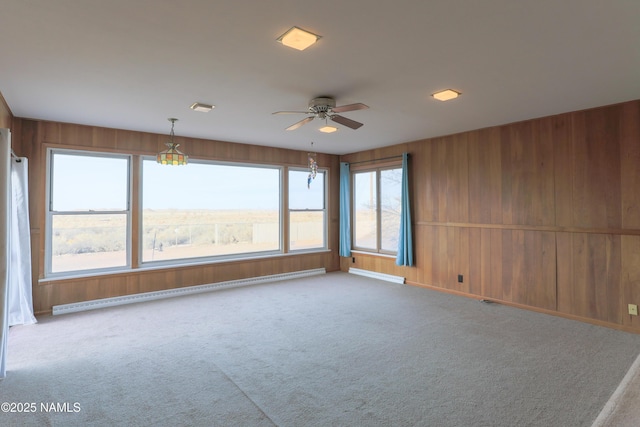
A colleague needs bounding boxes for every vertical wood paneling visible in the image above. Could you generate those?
[41,121,60,143]
[60,123,93,147]
[557,233,621,324]
[555,233,572,315]
[571,106,622,229]
[620,102,640,229]
[445,227,457,288]
[553,115,574,227]
[500,126,514,226]
[496,230,556,310]
[520,231,556,310]
[432,137,448,222]
[468,127,502,224]
[456,227,470,294]
[0,91,12,129]
[435,225,447,285]
[345,99,640,332]
[429,135,470,223]
[501,120,555,226]
[488,228,503,299]
[468,228,482,295]
[621,236,640,329]
[501,230,514,301]
[417,225,433,285]
[450,133,470,223]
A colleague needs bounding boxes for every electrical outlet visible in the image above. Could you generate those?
[458,274,463,283]
[629,304,638,316]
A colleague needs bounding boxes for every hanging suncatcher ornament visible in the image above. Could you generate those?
[307,142,318,188]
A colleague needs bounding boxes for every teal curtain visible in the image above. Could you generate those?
[396,153,414,266]
[339,162,351,257]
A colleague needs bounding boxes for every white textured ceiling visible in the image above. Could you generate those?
[1,0,639,155]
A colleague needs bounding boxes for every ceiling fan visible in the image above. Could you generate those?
[273,97,369,131]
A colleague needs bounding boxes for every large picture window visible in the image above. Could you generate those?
[288,169,326,251]
[353,166,402,254]
[141,159,281,263]
[45,150,328,277]
[47,150,131,275]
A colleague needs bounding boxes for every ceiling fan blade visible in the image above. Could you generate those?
[331,103,369,113]
[272,110,310,115]
[286,116,314,131]
[330,114,363,130]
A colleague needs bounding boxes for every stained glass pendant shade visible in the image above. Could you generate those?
[157,118,188,165]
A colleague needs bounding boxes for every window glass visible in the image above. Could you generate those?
[48,151,130,274]
[353,167,402,254]
[51,154,128,211]
[353,171,377,250]
[289,170,325,210]
[289,169,326,250]
[380,168,402,252]
[141,160,281,263]
[51,214,127,273]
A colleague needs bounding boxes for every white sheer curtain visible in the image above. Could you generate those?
[9,156,36,326]
[1,129,10,378]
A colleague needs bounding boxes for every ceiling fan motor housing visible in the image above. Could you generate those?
[309,97,336,115]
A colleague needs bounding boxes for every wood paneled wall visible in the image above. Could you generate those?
[342,100,640,332]
[0,92,12,129]
[12,118,341,314]
[8,98,640,331]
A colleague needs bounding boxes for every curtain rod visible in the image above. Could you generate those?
[10,148,22,163]
[344,154,405,165]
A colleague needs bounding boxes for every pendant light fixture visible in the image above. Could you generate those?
[157,118,188,165]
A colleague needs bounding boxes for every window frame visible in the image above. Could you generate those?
[45,148,133,277]
[138,156,284,266]
[287,167,328,252]
[43,148,332,279]
[351,162,402,255]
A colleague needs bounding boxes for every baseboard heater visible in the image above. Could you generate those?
[348,267,405,284]
[52,268,326,316]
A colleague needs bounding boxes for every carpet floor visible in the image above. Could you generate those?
[2,271,640,426]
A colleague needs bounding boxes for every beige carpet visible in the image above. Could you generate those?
[592,352,640,427]
[2,272,640,426]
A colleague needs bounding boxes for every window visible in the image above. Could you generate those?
[45,149,329,277]
[47,150,131,275]
[288,169,326,250]
[353,166,402,253]
[141,159,281,263]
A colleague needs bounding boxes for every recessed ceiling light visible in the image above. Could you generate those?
[432,89,461,101]
[190,102,214,112]
[276,26,321,51]
[319,125,338,133]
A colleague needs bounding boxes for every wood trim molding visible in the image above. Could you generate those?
[405,279,640,334]
[416,221,640,236]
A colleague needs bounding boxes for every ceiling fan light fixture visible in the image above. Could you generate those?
[190,102,214,112]
[277,26,320,51]
[432,89,461,101]
[319,125,338,133]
